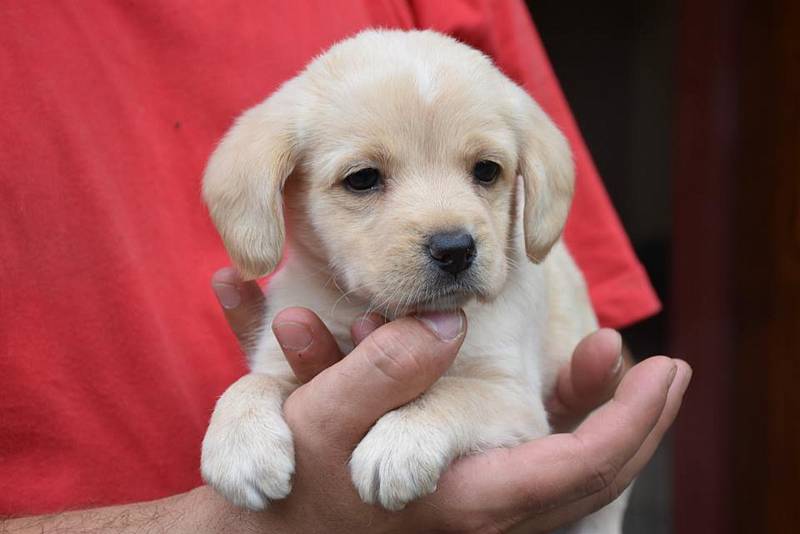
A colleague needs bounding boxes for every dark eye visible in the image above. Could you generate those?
[473,160,501,184]
[344,168,382,192]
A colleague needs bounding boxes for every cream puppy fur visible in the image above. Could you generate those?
[201,30,628,532]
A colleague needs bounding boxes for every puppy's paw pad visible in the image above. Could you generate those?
[350,413,452,511]
[201,414,294,510]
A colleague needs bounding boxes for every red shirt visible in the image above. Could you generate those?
[0,0,660,515]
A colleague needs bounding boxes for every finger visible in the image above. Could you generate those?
[547,329,624,431]
[350,313,387,346]
[272,307,345,383]
[431,356,677,524]
[211,267,266,349]
[531,359,692,532]
[285,311,466,447]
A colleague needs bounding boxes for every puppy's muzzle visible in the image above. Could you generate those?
[427,231,476,276]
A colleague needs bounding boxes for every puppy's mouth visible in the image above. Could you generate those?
[412,285,479,310]
[372,280,487,318]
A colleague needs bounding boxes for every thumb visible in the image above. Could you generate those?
[284,310,466,447]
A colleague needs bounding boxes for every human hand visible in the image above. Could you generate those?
[211,267,691,533]
[212,267,633,431]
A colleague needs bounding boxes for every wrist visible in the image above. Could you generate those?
[184,486,293,534]
[181,487,250,533]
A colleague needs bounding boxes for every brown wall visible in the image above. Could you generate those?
[732,0,800,531]
[673,0,800,532]
[672,0,738,531]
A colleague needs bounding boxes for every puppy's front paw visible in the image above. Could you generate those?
[201,387,294,510]
[350,411,453,511]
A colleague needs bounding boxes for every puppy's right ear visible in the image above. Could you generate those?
[202,86,299,280]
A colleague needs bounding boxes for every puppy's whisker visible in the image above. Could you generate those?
[322,275,336,290]
[330,273,347,295]
[362,284,395,319]
[330,282,371,316]
[362,283,393,319]
[380,283,406,319]
[392,286,406,318]
[395,277,426,317]
[291,264,341,297]
[407,283,425,314]
[386,280,406,318]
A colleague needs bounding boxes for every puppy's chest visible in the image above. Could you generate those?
[451,299,547,387]
[330,308,542,384]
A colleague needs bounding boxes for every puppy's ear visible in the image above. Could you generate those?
[510,85,575,263]
[202,86,299,280]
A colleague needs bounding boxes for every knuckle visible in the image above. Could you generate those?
[471,523,505,534]
[583,457,620,497]
[362,329,425,383]
[597,470,634,507]
[571,435,622,500]
[520,485,550,516]
[597,480,625,508]
[427,512,501,534]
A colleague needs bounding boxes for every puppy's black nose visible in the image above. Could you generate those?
[428,231,476,275]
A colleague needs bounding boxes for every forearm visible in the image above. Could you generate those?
[0,487,278,534]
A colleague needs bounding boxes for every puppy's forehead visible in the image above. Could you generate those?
[324,73,507,139]
[298,31,517,170]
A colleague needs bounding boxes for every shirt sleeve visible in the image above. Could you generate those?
[408,0,662,328]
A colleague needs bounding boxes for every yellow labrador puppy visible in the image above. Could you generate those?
[201,30,627,532]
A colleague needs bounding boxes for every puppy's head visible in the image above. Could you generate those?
[203,30,573,315]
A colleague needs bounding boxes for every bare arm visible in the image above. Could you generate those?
[0,487,264,534]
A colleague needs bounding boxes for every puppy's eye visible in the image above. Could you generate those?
[344,168,382,192]
[473,160,501,184]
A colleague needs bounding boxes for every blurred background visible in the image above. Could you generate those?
[527,0,799,532]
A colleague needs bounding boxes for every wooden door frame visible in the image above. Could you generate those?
[673,0,799,531]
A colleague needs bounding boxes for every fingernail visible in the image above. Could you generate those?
[212,282,241,309]
[609,353,624,378]
[667,363,678,385]
[415,311,464,341]
[672,360,693,395]
[274,322,313,352]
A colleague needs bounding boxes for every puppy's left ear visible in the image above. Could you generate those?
[202,83,300,280]
[509,84,575,263]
